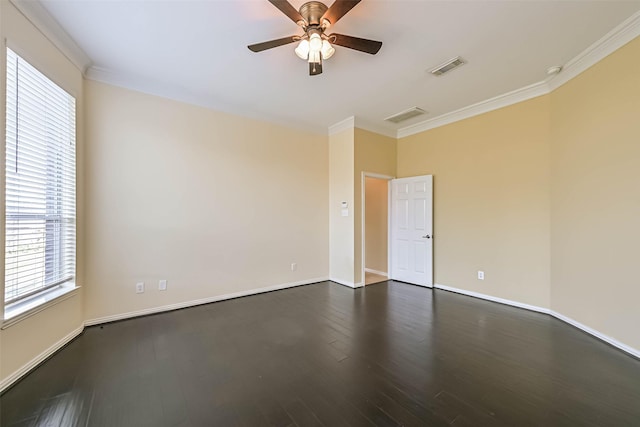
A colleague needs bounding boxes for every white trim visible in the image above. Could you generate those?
[330,278,355,288]
[434,283,551,314]
[328,116,355,135]
[0,324,84,393]
[330,278,364,289]
[329,116,397,138]
[85,277,328,326]
[9,0,92,73]
[2,278,329,393]
[3,279,637,395]
[85,65,208,108]
[361,172,394,295]
[353,118,397,139]
[547,10,640,92]
[2,285,80,329]
[85,66,329,136]
[85,65,131,87]
[387,181,392,282]
[365,268,388,277]
[11,0,639,138]
[397,80,549,138]
[363,172,395,181]
[397,11,640,138]
[434,283,640,359]
[549,310,640,359]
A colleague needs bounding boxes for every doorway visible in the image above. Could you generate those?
[362,174,392,285]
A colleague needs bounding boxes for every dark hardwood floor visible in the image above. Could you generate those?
[2,281,639,426]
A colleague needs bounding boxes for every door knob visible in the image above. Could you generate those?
[422,235,431,239]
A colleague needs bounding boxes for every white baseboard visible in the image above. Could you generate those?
[85,276,329,326]
[0,324,84,393]
[330,278,364,288]
[364,268,388,277]
[434,283,550,314]
[2,277,330,393]
[5,278,637,395]
[330,278,355,288]
[549,310,640,359]
[434,283,640,359]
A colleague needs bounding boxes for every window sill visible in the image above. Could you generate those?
[2,284,80,330]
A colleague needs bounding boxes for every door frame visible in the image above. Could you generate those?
[360,172,395,286]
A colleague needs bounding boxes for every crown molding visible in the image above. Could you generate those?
[328,116,355,135]
[397,10,640,139]
[547,10,640,92]
[9,0,92,73]
[13,0,638,139]
[86,65,209,107]
[86,65,213,113]
[353,117,398,139]
[86,65,328,136]
[328,116,397,139]
[397,80,549,139]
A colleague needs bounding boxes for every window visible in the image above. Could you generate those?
[4,48,76,310]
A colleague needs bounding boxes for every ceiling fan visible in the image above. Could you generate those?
[248,0,383,76]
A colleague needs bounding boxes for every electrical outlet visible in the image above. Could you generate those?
[291,263,297,271]
[477,271,485,280]
[136,282,144,293]
[159,279,167,291]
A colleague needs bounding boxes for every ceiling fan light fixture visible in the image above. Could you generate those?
[295,39,310,59]
[321,40,335,59]
[309,32,323,51]
[308,49,321,64]
[296,30,334,63]
[250,0,382,76]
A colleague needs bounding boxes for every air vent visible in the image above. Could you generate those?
[384,107,427,124]
[430,56,466,76]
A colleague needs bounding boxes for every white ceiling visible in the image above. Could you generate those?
[33,0,640,135]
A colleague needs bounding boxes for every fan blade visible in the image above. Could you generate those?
[268,0,306,26]
[248,36,298,52]
[321,0,361,26]
[329,33,382,54]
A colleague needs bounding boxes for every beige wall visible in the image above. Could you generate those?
[0,1,85,385]
[83,80,328,321]
[397,36,640,353]
[364,177,388,274]
[550,37,640,350]
[329,129,355,284]
[397,96,551,308]
[354,129,396,284]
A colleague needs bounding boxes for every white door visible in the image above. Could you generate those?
[390,175,433,287]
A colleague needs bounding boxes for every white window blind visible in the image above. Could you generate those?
[5,48,76,305]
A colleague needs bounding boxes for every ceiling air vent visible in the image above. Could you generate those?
[430,56,466,76]
[384,107,427,124]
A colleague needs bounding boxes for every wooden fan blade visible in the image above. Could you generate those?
[321,0,361,26]
[248,36,298,52]
[268,0,306,25]
[329,33,382,54]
